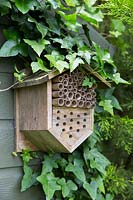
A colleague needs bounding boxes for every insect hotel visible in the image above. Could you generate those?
[15,69,96,153]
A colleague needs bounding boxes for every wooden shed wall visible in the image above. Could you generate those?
[0,31,44,200]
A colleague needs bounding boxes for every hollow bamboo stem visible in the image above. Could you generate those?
[52,91,64,98]
[52,98,64,106]
[71,99,78,107]
[67,92,74,100]
[75,93,81,100]
[78,100,84,108]
[85,101,92,108]
[64,100,72,107]
[52,76,64,83]
[52,83,64,90]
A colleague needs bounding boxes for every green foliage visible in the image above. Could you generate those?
[21,132,111,200]
[97,115,133,154]
[104,165,127,198]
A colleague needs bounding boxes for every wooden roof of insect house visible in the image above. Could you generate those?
[15,67,110,153]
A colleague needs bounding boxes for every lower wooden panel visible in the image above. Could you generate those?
[0,167,44,200]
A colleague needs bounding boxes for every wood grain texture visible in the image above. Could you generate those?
[18,83,48,131]
[0,73,14,119]
[0,167,44,200]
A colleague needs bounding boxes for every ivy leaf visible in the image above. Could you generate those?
[78,7,103,26]
[58,178,77,198]
[37,172,61,200]
[65,163,86,182]
[54,60,69,73]
[0,40,28,57]
[45,51,65,67]
[47,0,59,9]
[0,1,11,8]
[99,88,122,111]
[99,100,114,115]
[0,40,19,57]
[112,73,130,84]
[83,147,110,175]
[82,77,95,88]
[28,17,48,38]
[41,154,59,174]
[66,53,84,72]
[84,0,97,6]
[83,180,98,200]
[21,165,38,192]
[65,0,77,6]
[24,39,50,56]
[31,58,50,73]
[13,0,38,14]
[95,176,105,194]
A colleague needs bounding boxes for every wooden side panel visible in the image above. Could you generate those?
[18,83,48,131]
[23,130,68,153]
[0,167,44,200]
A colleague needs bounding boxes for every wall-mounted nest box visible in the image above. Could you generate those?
[15,69,98,153]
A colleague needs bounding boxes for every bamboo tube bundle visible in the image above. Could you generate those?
[52,83,64,91]
[53,98,64,106]
[52,75,64,83]
[52,91,64,98]
[63,88,68,93]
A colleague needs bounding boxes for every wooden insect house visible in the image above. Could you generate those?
[15,69,96,153]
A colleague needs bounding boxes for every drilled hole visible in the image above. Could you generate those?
[83,125,86,128]
[57,117,60,120]
[69,127,73,130]
[70,112,73,115]
[57,110,60,114]
[84,113,87,116]
[62,128,65,132]
[70,119,73,122]
[56,123,59,126]
[77,121,80,124]
[63,122,66,126]
[77,114,80,117]
[64,115,67,118]
[69,134,73,138]
[77,129,80,132]
[83,119,86,122]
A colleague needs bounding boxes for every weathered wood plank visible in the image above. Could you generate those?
[0,73,14,119]
[0,167,44,200]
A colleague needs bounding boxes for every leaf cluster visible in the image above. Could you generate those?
[21,132,113,200]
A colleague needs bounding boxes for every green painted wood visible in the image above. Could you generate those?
[0,120,43,168]
[0,167,44,200]
[0,73,14,119]
[0,58,15,73]
[0,120,22,168]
